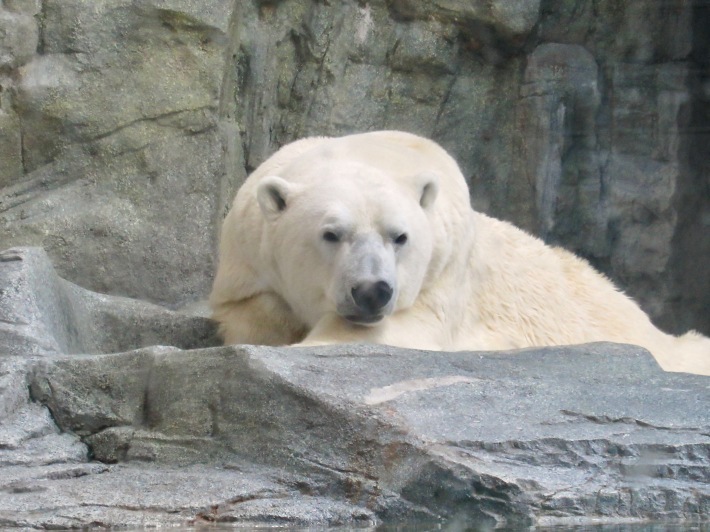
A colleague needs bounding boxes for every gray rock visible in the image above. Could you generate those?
[0,9,38,70]
[0,105,23,187]
[1,0,233,307]
[515,41,611,295]
[26,343,710,528]
[0,357,87,468]
[2,0,42,16]
[389,0,542,36]
[0,247,219,357]
[0,461,377,529]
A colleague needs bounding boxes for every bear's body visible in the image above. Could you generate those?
[210,131,710,375]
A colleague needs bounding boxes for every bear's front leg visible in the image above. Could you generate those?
[298,313,371,347]
[300,311,444,351]
[213,293,306,346]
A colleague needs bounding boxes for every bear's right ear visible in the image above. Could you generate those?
[414,171,439,209]
[257,175,293,219]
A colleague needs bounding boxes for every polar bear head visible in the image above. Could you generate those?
[255,159,439,328]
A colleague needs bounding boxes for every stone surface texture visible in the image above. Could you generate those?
[1,0,709,528]
[1,247,709,528]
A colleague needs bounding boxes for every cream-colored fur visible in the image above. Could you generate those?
[210,131,710,376]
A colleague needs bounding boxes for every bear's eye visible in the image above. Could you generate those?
[322,231,341,243]
[394,233,408,245]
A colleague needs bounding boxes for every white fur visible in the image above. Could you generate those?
[210,131,710,376]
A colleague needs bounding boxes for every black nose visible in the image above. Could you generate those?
[351,280,393,314]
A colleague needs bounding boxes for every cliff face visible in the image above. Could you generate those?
[1,0,708,334]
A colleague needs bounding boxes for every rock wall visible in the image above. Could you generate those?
[1,0,708,334]
[0,0,233,307]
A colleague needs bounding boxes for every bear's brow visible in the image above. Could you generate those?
[320,202,356,224]
[320,211,355,234]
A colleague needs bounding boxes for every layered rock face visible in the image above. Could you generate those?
[0,0,707,333]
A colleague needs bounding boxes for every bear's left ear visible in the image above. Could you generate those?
[414,171,439,209]
[257,175,293,219]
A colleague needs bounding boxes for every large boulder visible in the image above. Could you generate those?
[0,247,218,357]
[25,343,710,527]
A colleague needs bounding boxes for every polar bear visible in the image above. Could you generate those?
[210,131,710,376]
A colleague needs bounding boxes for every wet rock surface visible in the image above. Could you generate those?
[1,248,708,528]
